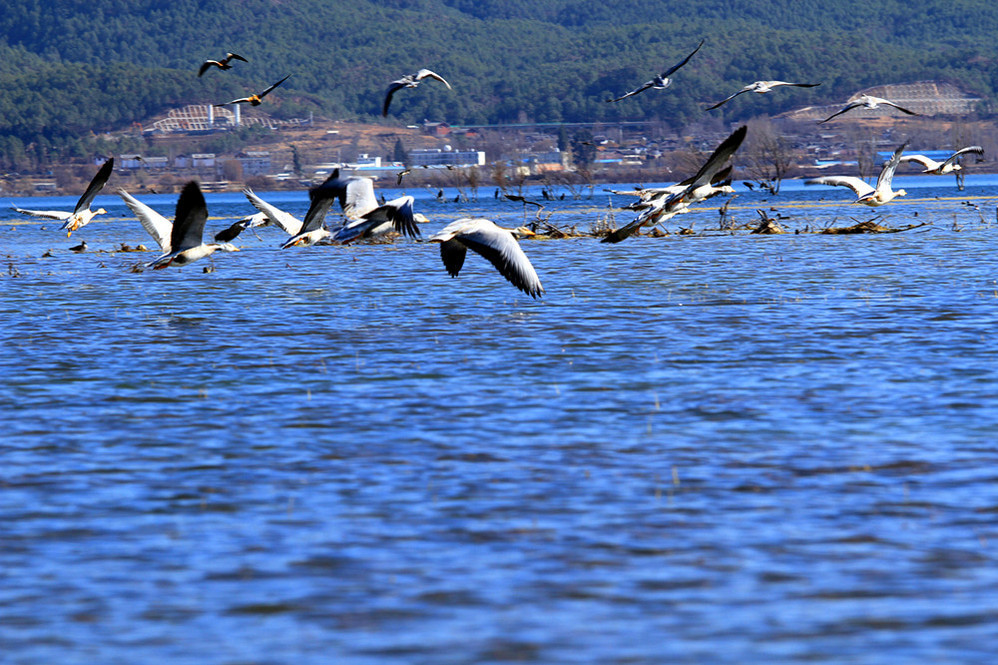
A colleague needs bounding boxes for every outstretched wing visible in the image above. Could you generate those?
[882,100,918,116]
[898,154,936,171]
[659,38,705,79]
[74,158,114,213]
[682,126,747,194]
[12,206,72,220]
[706,87,749,110]
[382,81,407,116]
[171,181,209,252]
[213,220,247,243]
[438,239,468,278]
[415,69,451,89]
[805,176,875,198]
[606,80,653,103]
[771,81,821,89]
[258,74,291,99]
[943,146,984,169]
[118,188,172,251]
[818,102,860,124]
[243,188,302,235]
[197,61,215,77]
[876,142,907,192]
[299,171,343,233]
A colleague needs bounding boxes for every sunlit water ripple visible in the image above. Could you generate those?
[2,176,998,663]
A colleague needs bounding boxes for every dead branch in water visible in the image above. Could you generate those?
[820,220,927,234]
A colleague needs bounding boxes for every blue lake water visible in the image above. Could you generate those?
[2,175,998,663]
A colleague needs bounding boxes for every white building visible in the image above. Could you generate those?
[409,148,486,168]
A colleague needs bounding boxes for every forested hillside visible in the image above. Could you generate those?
[1,0,996,165]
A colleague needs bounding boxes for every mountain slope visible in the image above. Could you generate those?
[1,0,996,163]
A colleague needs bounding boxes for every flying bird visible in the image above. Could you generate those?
[331,196,418,244]
[148,182,239,268]
[805,142,908,206]
[383,69,451,116]
[610,165,734,211]
[899,146,984,174]
[213,188,306,243]
[818,94,918,124]
[602,126,747,243]
[198,52,247,77]
[12,158,114,237]
[215,74,291,107]
[279,172,344,248]
[429,218,543,298]
[706,80,821,110]
[503,194,543,208]
[317,173,420,243]
[606,39,704,103]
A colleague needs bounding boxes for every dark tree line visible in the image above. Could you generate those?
[1,0,998,165]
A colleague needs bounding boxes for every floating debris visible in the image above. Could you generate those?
[821,220,927,234]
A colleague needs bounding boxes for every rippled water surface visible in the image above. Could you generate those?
[2,177,998,663]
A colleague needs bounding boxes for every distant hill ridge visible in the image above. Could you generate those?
[1,0,996,161]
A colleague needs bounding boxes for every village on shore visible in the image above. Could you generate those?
[3,80,995,199]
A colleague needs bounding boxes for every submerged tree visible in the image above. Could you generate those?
[745,119,794,195]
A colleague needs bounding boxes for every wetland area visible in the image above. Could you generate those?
[2,175,997,663]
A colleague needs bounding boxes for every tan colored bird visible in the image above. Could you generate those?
[215,74,291,107]
[198,52,247,77]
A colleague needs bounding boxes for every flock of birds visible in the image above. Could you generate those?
[12,161,545,297]
[7,42,988,298]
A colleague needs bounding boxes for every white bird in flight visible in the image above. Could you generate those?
[383,69,451,116]
[805,142,909,206]
[316,171,420,244]
[602,125,747,243]
[819,94,918,124]
[430,218,543,298]
[899,146,984,174]
[606,39,704,103]
[148,182,239,268]
[706,80,821,110]
[14,158,114,237]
